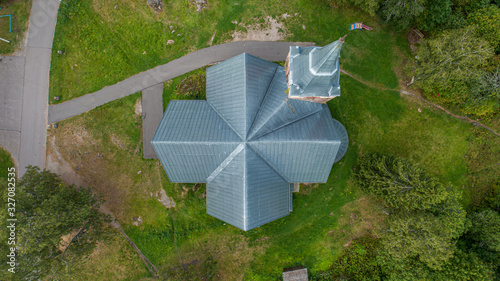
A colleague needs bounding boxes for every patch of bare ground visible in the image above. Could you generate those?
[231,15,289,41]
[46,121,160,224]
[300,183,320,195]
[329,196,385,247]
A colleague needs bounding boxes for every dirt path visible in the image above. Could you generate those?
[340,68,500,137]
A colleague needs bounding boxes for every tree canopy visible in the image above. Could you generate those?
[0,166,108,280]
[353,154,467,269]
[353,154,451,211]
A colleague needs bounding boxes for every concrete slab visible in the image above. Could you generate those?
[0,56,25,131]
[142,83,163,159]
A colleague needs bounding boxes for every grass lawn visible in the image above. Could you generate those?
[0,0,31,54]
[50,0,399,104]
[0,147,13,179]
[51,226,154,281]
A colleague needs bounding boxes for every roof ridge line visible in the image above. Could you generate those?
[247,143,290,183]
[310,42,341,74]
[152,141,241,144]
[246,65,280,139]
[249,106,324,141]
[206,99,245,141]
[206,143,245,184]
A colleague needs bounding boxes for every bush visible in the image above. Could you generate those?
[176,74,206,99]
[314,237,383,281]
[469,5,500,52]
[353,154,450,211]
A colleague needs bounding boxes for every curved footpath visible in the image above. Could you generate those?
[48,41,315,124]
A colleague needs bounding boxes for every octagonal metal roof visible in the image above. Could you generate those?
[152,53,348,231]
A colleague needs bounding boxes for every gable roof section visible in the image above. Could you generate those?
[247,67,324,140]
[206,144,290,231]
[152,100,241,182]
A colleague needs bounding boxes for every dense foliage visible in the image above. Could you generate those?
[0,167,109,280]
[354,154,467,269]
[353,154,450,210]
[315,154,496,280]
[415,27,498,115]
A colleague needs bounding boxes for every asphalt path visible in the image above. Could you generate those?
[0,56,24,167]
[142,83,163,159]
[18,0,60,175]
[48,41,315,124]
[0,0,59,175]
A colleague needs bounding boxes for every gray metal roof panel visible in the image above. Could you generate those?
[153,142,240,183]
[206,53,277,139]
[206,145,246,230]
[244,146,290,230]
[151,100,241,182]
[152,100,241,142]
[206,144,289,231]
[249,107,345,182]
[247,66,323,139]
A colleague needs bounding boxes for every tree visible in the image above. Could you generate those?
[468,209,500,252]
[469,5,500,52]
[379,196,467,269]
[465,67,500,115]
[0,166,108,280]
[353,154,450,211]
[353,154,468,269]
[415,27,493,104]
[380,0,426,30]
[377,248,494,280]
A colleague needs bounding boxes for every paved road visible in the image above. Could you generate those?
[142,83,163,159]
[18,0,60,175]
[48,41,315,124]
[0,0,59,175]
[0,56,24,167]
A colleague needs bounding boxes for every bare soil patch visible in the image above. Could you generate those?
[232,16,289,41]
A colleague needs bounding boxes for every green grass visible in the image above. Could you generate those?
[0,147,13,179]
[50,0,400,104]
[162,66,208,112]
[0,0,31,55]
[52,227,154,281]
